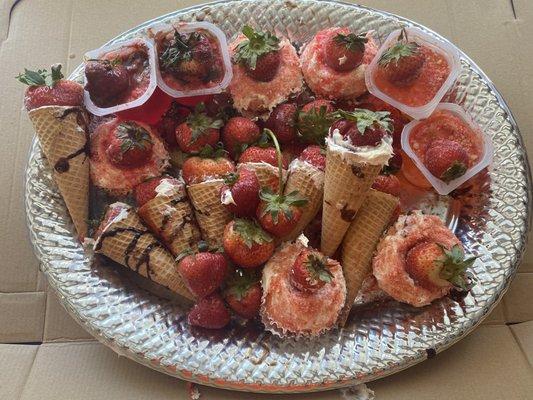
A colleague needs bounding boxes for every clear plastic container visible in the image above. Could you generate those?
[401,103,494,195]
[83,38,158,117]
[365,27,461,120]
[149,21,233,98]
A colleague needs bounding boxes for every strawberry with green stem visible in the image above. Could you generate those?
[220,168,261,218]
[181,144,235,185]
[378,28,425,86]
[323,31,368,72]
[234,25,281,82]
[256,129,308,237]
[174,103,223,153]
[85,57,130,107]
[106,121,154,168]
[335,108,393,147]
[17,64,83,111]
[424,139,469,183]
[297,100,337,145]
[223,269,262,319]
[405,242,476,291]
[222,218,275,268]
[290,248,334,293]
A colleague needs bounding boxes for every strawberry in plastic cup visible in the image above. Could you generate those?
[116,87,173,125]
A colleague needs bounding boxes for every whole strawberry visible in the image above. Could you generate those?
[238,146,289,169]
[299,145,326,171]
[424,139,469,183]
[336,109,393,147]
[223,219,275,268]
[187,293,231,329]
[17,64,83,111]
[220,168,260,217]
[182,145,235,185]
[297,100,337,145]
[265,103,298,144]
[405,242,475,291]
[221,116,261,158]
[323,31,367,72]
[372,174,401,197]
[106,122,154,168]
[175,103,223,154]
[177,245,228,298]
[234,26,281,82]
[85,58,130,107]
[256,189,307,237]
[378,28,425,86]
[154,102,191,149]
[290,249,333,293]
[223,269,262,319]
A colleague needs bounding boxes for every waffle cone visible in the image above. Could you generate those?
[138,188,202,256]
[237,162,287,192]
[187,179,231,246]
[28,106,89,239]
[338,189,398,325]
[279,162,324,242]
[321,148,382,256]
[95,207,193,300]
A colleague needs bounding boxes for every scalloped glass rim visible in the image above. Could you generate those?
[24,0,531,394]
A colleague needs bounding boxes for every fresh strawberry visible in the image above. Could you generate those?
[378,28,425,86]
[256,190,306,237]
[405,242,475,290]
[222,117,261,158]
[106,122,154,168]
[330,119,355,137]
[17,65,83,110]
[187,293,230,329]
[372,174,401,197]
[84,58,130,107]
[297,100,337,145]
[177,249,228,298]
[290,248,333,293]
[223,269,262,319]
[336,109,393,147]
[424,139,469,183]
[220,169,260,218]
[182,145,236,185]
[282,142,308,163]
[174,104,223,153]
[154,102,191,149]
[234,26,281,82]
[302,99,335,114]
[134,176,181,206]
[238,146,289,169]
[222,219,275,268]
[204,92,235,120]
[299,145,326,171]
[265,103,298,144]
[323,32,367,72]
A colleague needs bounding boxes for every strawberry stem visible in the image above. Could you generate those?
[262,128,284,196]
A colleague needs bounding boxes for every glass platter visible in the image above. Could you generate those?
[24,0,531,393]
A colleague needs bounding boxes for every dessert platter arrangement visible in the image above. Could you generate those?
[22,0,530,393]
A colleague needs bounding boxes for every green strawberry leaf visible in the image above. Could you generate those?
[304,253,333,284]
[233,218,273,248]
[116,122,153,154]
[234,25,280,70]
[335,108,393,135]
[378,28,420,67]
[438,244,477,290]
[297,105,337,145]
[334,32,368,52]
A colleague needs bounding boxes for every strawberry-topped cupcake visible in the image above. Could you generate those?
[300,28,377,100]
[90,118,170,195]
[229,26,303,115]
[261,239,346,337]
[373,212,475,307]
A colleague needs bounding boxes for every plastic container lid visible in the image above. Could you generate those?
[401,103,494,195]
[149,21,233,98]
[365,27,461,120]
[83,38,158,117]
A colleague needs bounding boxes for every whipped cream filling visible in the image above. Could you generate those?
[326,128,393,165]
[93,202,130,250]
[155,178,181,197]
[220,188,236,205]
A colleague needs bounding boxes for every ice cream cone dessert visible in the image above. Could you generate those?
[94,202,193,300]
[321,109,394,256]
[28,106,89,240]
[338,189,398,325]
[187,179,232,246]
[138,178,201,256]
[280,159,325,242]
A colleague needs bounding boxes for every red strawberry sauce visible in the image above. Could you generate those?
[409,109,483,166]
[374,46,449,107]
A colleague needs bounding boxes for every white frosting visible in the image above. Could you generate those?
[93,202,130,250]
[220,188,236,205]
[326,128,393,165]
[288,158,325,189]
[155,178,181,197]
